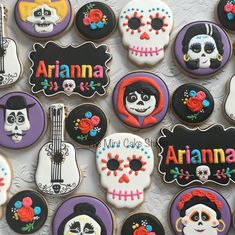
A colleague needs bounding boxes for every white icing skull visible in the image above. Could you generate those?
[119,0,173,66]
[4,108,30,143]
[27,4,60,33]
[196,165,211,182]
[96,133,154,208]
[181,204,219,235]
[63,80,76,95]
[187,35,219,69]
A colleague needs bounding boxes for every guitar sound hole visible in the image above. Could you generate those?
[53,152,64,163]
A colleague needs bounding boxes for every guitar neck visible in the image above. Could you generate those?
[0,4,5,39]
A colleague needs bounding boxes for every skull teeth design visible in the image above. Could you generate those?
[108,189,143,200]
[129,46,163,56]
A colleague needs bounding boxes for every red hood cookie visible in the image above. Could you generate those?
[119,0,173,66]
[96,133,154,209]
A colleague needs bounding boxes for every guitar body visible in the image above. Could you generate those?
[0,37,21,87]
[35,141,80,195]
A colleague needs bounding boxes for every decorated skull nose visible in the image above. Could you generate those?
[140,32,150,40]
[119,173,130,183]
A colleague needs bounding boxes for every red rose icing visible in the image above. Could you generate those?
[83,17,91,26]
[224,3,233,12]
[89,9,103,23]
[134,226,149,235]
[18,207,34,223]
[197,91,206,100]
[79,119,94,134]
[22,197,33,207]
[186,97,203,112]
[91,115,100,125]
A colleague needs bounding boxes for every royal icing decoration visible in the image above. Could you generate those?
[113,72,169,129]
[174,21,231,78]
[35,104,81,195]
[96,133,154,209]
[6,190,48,234]
[0,4,22,87]
[29,41,112,98]
[0,92,46,149]
[218,0,235,32]
[53,195,115,235]
[0,153,11,218]
[170,187,231,235]
[224,75,235,123]
[66,104,108,146]
[172,84,214,124]
[15,0,72,39]
[119,0,173,66]
[121,213,165,235]
[158,124,235,186]
[75,2,116,40]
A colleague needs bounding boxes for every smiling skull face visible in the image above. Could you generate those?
[4,108,30,143]
[187,35,219,69]
[27,4,60,33]
[119,0,173,66]
[96,133,154,208]
[196,165,211,183]
[63,80,76,95]
[181,204,219,235]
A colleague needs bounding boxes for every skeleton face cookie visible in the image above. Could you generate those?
[0,92,46,149]
[174,21,232,78]
[113,72,169,129]
[119,0,173,66]
[15,0,73,39]
[53,195,115,235]
[96,133,154,209]
[170,187,231,235]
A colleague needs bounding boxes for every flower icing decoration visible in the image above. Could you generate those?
[74,111,101,141]
[83,3,108,30]
[12,197,42,232]
[183,90,210,120]
[132,220,156,235]
[224,0,235,21]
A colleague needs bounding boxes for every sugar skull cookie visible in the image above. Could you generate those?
[113,72,169,129]
[96,133,154,209]
[170,187,231,235]
[174,21,232,78]
[119,0,173,66]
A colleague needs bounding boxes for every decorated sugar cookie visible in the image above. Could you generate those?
[172,84,214,125]
[66,104,108,146]
[158,124,235,186]
[0,4,22,87]
[113,72,169,129]
[96,133,154,209]
[174,21,232,78]
[170,187,231,235]
[14,0,73,39]
[121,213,165,235]
[35,104,81,195]
[52,195,115,235]
[0,92,46,149]
[224,75,235,123]
[217,0,235,32]
[75,2,116,41]
[29,41,111,98]
[0,153,12,218]
[119,0,173,66]
[6,190,48,234]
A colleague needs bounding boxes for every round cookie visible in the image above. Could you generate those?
[217,0,235,33]
[119,0,173,66]
[174,21,232,78]
[14,0,73,39]
[0,91,46,149]
[113,72,169,129]
[121,213,165,235]
[66,104,108,146]
[75,2,116,41]
[172,83,214,125]
[52,195,115,235]
[6,190,48,234]
[170,187,232,235]
[96,133,154,209]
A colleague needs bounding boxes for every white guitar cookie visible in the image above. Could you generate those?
[225,75,235,123]
[96,133,154,209]
[119,0,173,66]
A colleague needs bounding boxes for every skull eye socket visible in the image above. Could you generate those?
[190,43,201,53]
[127,93,138,103]
[141,94,150,101]
[128,17,141,30]
[107,159,120,171]
[122,12,145,34]
[129,159,142,171]
[124,155,147,175]
[151,18,164,31]
[190,212,200,222]
[147,14,169,33]
[7,114,15,124]
[204,42,215,54]
[203,171,208,175]
[34,9,42,17]
[201,212,210,221]
[44,9,51,16]
[17,115,25,124]
[198,171,203,175]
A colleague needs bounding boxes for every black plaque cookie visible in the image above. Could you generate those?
[75,2,116,41]
[172,83,214,125]
[6,190,48,234]
[66,104,108,146]
[121,213,165,235]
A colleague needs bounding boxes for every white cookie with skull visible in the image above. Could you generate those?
[119,0,173,66]
[196,165,211,183]
[96,133,154,209]
[62,79,76,95]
